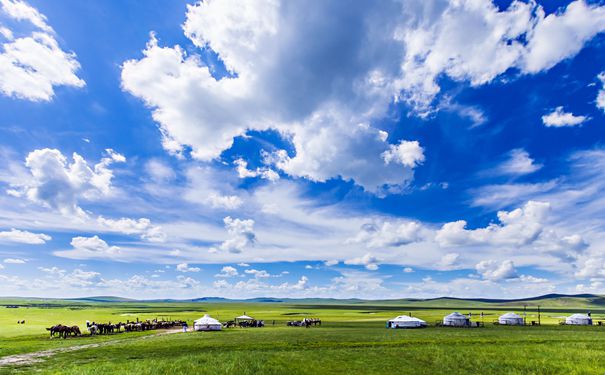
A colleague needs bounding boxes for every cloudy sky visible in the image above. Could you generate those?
[1,0,605,299]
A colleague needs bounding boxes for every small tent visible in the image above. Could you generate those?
[194,314,222,331]
[565,313,592,325]
[443,312,470,327]
[236,314,254,321]
[387,315,427,328]
[498,312,524,325]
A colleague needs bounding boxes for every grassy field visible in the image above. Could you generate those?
[1,296,605,374]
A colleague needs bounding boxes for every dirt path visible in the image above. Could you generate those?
[0,329,182,368]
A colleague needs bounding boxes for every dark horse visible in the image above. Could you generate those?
[46,324,80,339]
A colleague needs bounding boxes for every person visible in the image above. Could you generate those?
[182,321,188,333]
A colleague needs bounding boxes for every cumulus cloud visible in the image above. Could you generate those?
[97,216,166,242]
[56,235,120,259]
[493,149,542,176]
[121,0,605,194]
[215,266,238,278]
[234,158,279,181]
[348,220,423,248]
[400,0,605,111]
[0,228,50,244]
[11,148,125,217]
[436,201,550,247]
[381,140,425,168]
[475,259,517,281]
[0,0,84,101]
[344,253,380,271]
[176,263,200,273]
[121,0,430,194]
[212,216,256,253]
[542,106,588,127]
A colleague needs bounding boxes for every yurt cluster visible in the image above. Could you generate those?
[386,311,596,328]
[192,313,266,331]
[191,311,596,332]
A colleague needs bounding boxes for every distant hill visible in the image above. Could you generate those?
[68,296,137,303]
[1,293,603,309]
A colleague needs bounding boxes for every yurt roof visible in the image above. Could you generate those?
[236,315,254,320]
[445,312,467,319]
[500,312,522,319]
[195,314,221,324]
[389,315,425,322]
[568,313,590,319]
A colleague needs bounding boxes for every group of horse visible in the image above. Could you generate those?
[222,320,265,328]
[287,318,321,327]
[45,319,184,339]
[86,319,185,335]
[46,324,82,339]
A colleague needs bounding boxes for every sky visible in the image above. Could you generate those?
[1,0,605,300]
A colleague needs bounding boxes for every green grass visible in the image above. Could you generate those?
[1,298,604,374]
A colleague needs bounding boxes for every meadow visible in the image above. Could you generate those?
[1,295,605,374]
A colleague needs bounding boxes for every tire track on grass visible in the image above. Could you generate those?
[0,329,182,368]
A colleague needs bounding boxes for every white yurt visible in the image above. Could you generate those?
[193,314,222,331]
[565,313,592,325]
[498,312,524,325]
[387,315,427,328]
[443,312,470,327]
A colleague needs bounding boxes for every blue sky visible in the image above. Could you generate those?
[1,0,605,299]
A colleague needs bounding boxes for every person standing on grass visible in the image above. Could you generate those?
[182,321,188,333]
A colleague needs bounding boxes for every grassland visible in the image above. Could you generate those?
[1,295,605,374]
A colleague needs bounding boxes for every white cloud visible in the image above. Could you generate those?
[37,266,102,287]
[0,0,84,101]
[176,263,200,273]
[97,216,166,242]
[400,0,605,112]
[435,201,550,248]
[493,149,542,176]
[518,274,548,284]
[11,148,125,217]
[121,0,605,195]
[437,253,460,270]
[348,220,423,248]
[213,216,255,253]
[60,235,120,258]
[3,257,26,264]
[522,1,605,73]
[183,166,243,210]
[597,72,605,112]
[215,265,238,277]
[542,106,588,127]
[0,228,50,244]
[145,159,175,182]
[381,140,425,168]
[120,1,429,194]
[234,158,279,181]
[403,267,414,273]
[475,259,517,281]
[344,253,380,271]
[244,268,271,278]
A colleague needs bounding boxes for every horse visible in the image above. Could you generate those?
[69,326,81,337]
[86,321,98,336]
